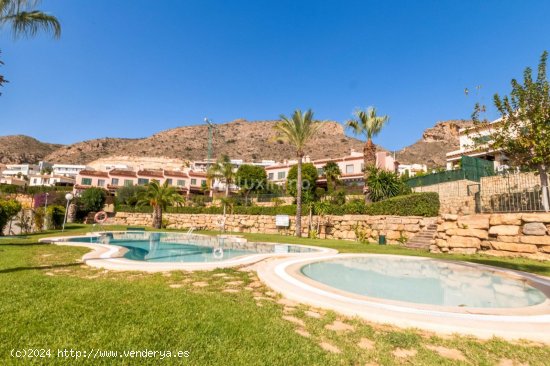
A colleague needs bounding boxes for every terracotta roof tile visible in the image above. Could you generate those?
[79,170,109,178]
[109,169,137,177]
[164,170,188,178]
[137,170,164,178]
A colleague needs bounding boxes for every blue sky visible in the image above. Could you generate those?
[1,0,549,151]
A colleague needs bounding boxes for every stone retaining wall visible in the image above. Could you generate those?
[413,179,477,215]
[111,212,437,244]
[433,212,550,260]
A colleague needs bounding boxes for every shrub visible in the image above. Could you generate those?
[286,163,318,202]
[0,199,22,235]
[117,204,298,216]
[33,207,46,231]
[47,205,66,229]
[366,167,410,202]
[79,188,106,213]
[116,193,439,217]
[116,185,145,206]
[364,192,439,217]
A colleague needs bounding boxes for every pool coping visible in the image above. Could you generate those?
[39,232,337,272]
[257,253,550,343]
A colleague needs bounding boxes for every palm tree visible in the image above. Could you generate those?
[323,161,341,193]
[1,0,61,95]
[207,155,236,197]
[345,107,389,202]
[274,109,321,237]
[137,181,183,229]
[0,0,61,38]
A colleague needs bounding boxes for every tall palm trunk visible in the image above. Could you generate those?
[363,139,377,203]
[153,205,162,229]
[539,164,550,212]
[295,154,303,237]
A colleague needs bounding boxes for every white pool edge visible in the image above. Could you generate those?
[39,233,337,272]
[257,254,550,343]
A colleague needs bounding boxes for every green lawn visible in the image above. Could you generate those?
[0,225,549,365]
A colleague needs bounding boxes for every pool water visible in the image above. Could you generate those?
[68,232,315,263]
[300,257,547,308]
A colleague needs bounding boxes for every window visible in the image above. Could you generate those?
[201,180,207,186]
[138,178,149,185]
[111,178,119,186]
[33,178,38,184]
[81,178,92,185]
[124,180,133,187]
[360,163,364,172]
[317,168,324,176]
[166,178,173,185]
[268,172,274,180]
[277,171,286,180]
[177,179,186,186]
[98,179,105,187]
[346,164,354,174]
[191,179,197,186]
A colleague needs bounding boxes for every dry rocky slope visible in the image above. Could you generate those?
[396,120,473,168]
[0,135,62,164]
[0,119,471,167]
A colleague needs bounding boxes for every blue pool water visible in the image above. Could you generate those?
[68,232,316,263]
[301,257,547,308]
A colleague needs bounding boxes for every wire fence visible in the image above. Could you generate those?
[406,156,495,188]
[470,171,549,213]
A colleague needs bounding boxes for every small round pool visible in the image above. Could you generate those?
[300,256,547,308]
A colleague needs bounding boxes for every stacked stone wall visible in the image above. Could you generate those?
[111,212,436,245]
[433,213,550,260]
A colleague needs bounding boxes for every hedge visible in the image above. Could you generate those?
[117,205,298,216]
[364,192,439,217]
[0,184,73,195]
[311,192,439,217]
[116,193,439,217]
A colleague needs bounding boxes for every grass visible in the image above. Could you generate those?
[0,225,549,365]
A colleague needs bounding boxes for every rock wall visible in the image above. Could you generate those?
[111,212,437,244]
[433,213,550,260]
[414,180,477,215]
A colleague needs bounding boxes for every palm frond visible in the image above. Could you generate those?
[346,106,389,140]
[1,1,61,38]
[274,109,321,155]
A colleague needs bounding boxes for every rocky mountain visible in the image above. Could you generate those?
[0,119,470,168]
[43,119,366,164]
[0,135,62,164]
[395,120,473,168]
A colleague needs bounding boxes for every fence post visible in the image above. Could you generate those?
[543,185,550,212]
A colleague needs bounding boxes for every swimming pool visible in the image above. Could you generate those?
[300,256,547,308]
[66,232,320,263]
[258,254,550,341]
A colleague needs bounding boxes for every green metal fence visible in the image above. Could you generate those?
[406,156,495,188]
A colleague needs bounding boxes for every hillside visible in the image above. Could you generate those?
[395,120,473,168]
[0,119,470,167]
[0,135,63,164]
[43,119,366,164]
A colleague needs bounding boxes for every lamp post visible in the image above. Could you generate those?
[62,193,74,232]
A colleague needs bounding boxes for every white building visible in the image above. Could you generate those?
[446,118,508,170]
[2,164,39,177]
[29,173,75,187]
[52,164,89,178]
[0,176,27,186]
[397,163,428,177]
